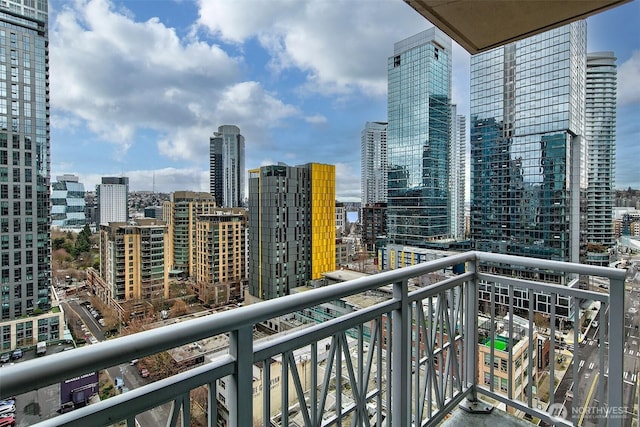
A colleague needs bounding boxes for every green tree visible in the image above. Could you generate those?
[52,237,66,251]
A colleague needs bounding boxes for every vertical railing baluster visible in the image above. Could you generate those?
[489,281,495,394]
[181,391,191,427]
[229,325,252,426]
[527,288,534,410]
[336,338,342,426]
[311,342,317,426]
[376,317,383,427]
[507,284,514,404]
[263,359,271,426]
[385,313,392,426]
[572,296,580,426]
[608,275,625,427]
[282,351,289,426]
[464,256,479,401]
[549,292,556,407]
[207,381,217,427]
[392,278,410,426]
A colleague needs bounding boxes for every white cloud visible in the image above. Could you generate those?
[77,167,209,194]
[335,162,361,202]
[197,0,430,96]
[50,0,296,162]
[305,114,328,125]
[618,50,640,106]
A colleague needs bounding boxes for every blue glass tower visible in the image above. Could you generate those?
[470,22,587,263]
[387,28,452,247]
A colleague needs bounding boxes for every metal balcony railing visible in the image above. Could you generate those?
[0,251,628,426]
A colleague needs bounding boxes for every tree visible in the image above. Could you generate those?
[169,299,188,317]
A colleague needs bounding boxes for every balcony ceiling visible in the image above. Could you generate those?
[403,0,631,54]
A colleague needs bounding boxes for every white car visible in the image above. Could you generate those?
[0,403,15,415]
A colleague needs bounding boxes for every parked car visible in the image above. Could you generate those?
[0,353,10,364]
[0,402,15,415]
[10,349,22,360]
[0,413,15,427]
[139,368,149,378]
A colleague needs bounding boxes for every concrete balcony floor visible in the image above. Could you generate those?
[442,404,535,427]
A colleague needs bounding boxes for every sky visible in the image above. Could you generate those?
[48,0,640,201]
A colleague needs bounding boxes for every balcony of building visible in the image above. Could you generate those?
[0,251,630,426]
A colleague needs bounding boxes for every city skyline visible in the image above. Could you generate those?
[49,0,640,201]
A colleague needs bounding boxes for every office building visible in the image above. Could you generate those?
[450,107,466,239]
[470,22,587,263]
[361,121,388,205]
[585,52,617,266]
[248,163,335,301]
[144,205,163,219]
[97,177,129,225]
[478,329,538,405]
[210,125,245,208]
[51,174,87,230]
[470,22,587,318]
[0,2,64,350]
[387,28,452,247]
[193,208,247,305]
[162,191,218,276]
[96,219,168,302]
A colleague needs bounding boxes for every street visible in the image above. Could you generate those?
[9,298,172,427]
[550,265,640,426]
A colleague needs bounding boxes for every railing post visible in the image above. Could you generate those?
[608,276,624,427]
[460,254,492,414]
[392,279,410,425]
[229,325,253,426]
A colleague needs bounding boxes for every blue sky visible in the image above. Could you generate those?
[48,0,640,201]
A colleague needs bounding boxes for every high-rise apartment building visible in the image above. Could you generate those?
[51,174,86,230]
[450,106,466,239]
[470,22,587,264]
[336,201,347,236]
[162,191,218,276]
[210,125,245,208]
[97,219,168,301]
[361,202,387,253]
[387,28,452,247]
[585,52,616,266]
[194,209,247,305]
[248,163,335,301]
[97,177,129,225]
[361,121,388,205]
[470,22,587,319]
[0,3,63,350]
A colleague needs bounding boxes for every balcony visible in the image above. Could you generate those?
[0,251,629,426]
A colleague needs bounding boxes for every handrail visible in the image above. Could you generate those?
[0,251,476,397]
[0,251,627,427]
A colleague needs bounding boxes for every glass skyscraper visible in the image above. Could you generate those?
[450,106,466,240]
[0,2,62,349]
[585,52,616,266]
[470,22,587,264]
[387,28,452,247]
[361,121,388,205]
[210,124,245,208]
[51,174,86,230]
